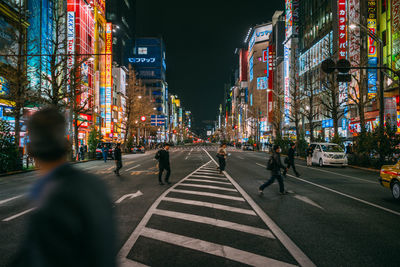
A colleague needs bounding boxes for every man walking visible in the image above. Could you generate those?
[217,143,227,174]
[102,144,108,163]
[114,143,122,176]
[306,144,314,166]
[155,143,171,185]
[11,107,116,267]
[284,143,300,177]
[259,145,288,195]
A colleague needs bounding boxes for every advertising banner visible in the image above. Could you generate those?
[285,0,299,39]
[239,49,248,82]
[385,97,397,128]
[284,42,290,125]
[268,45,275,89]
[393,0,400,71]
[105,23,113,134]
[67,12,75,70]
[249,55,254,81]
[248,24,272,51]
[368,0,378,99]
[257,77,268,90]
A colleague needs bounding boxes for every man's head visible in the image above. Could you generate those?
[273,144,281,153]
[27,107,68,163]
[164,144,170,150]
[116,143,121,148]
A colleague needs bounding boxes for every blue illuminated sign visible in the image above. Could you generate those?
[257,77,268,90]
[128,58,156,63]
[249,55,254,81]
[322,119,334,128]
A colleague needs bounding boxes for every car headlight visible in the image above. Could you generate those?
[323,153,329,158]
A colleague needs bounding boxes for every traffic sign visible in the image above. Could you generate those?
[151,115,165,126]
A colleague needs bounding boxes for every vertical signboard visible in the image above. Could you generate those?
[338,0,348,105]
[368,0,378,99]
[105,23,113,134]
[393,0,400,71]
[284,42,290,124]
[268,45,275,89]
[67,11,75,89]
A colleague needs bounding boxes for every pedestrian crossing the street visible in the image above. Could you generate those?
[118,159,315,267]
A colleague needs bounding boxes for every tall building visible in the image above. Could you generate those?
[106,0,136,67]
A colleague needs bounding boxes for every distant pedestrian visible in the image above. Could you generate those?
[79,145,85,161]
[155,143,171,185]
[284,143,300,177]
[346,143,353,154]
[306,144,314,167]
[217,143,227,174]
[259,145,288,195]
[114,143,122,176]
[11,107,116,267]
[102,144,108,162]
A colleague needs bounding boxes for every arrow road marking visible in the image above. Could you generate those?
[293,195,324,210]
[115,191,143,204]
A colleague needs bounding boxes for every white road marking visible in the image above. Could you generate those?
[118,161,214,264]
[256,163,266,168]
[186,178,232,185]
[296,165,377,184]
[115,191,143,204]
[287,174,400,217]
[238,156,245,160]
[125,164,141,172]
[179,183,237,192]
[190,175,228,180]
[2,208,36,222]
[0,195,24,206]
[162,197,256,216]
[140,227,295,267]
[203,149,316,267]
[153,209,275,239]
[84,166,96,170]
[171,189,244,201]
[293,195,324,210]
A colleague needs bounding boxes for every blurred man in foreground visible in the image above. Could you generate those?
[11,107,116,267]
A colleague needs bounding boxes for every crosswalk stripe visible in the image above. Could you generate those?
[125,164,141,172]
[196,169,220,173]
[179,183,237,192]
[190,174,227,180]
[162,197,256,216]
[153,209,275,239]
[140,227,295,267]
[170,189,244,201]
[185,178,232,185]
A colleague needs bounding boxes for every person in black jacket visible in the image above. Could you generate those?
[114,143,122,176]
[11,107,116,267]
[155,143,171,185]
[283,143,300,177]
[259,145,288,195]
[306,144,314,166]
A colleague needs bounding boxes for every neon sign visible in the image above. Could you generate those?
[105,23,113,134]
[368,0,378,99]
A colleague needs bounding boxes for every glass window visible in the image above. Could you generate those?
[321,144,344,152]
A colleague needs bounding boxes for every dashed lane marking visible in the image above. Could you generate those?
[2,208,36,222]
[125,164,141,172]
[256,163,266,168]
[162,197,257,216]
[203,149,316,267]
[140,228,296,267]
[153,209,275,239]
[170,189,245,201]
[0,195,24,206]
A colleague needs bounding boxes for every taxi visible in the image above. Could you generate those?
[379,162,400,200]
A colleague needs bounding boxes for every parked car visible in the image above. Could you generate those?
[95,142,115,159]
[132,145,145,154]
[379,161,400,200]
[310,143,347,167]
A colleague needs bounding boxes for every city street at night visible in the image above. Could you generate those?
[1,146,399,266]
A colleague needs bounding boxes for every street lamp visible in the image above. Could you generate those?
[350,23,385,132]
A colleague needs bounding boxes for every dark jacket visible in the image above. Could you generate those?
[157,149,170,167]
[271,152,286,175]
[306,147,314,157]
[288,147,296,161]
[114,147,122,161]
[11,164,116,267]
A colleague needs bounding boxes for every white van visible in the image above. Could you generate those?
[310,143,348,167]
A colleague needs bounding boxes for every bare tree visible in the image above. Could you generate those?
[288,56,302,137]
[300,69,320,142]
[348,70,371,134]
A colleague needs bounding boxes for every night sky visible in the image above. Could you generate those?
[136,1,284,131]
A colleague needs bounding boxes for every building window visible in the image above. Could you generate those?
[138,47,148,55]
[382,30,387,47]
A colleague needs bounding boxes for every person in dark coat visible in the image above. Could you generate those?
[155,143,171,185]
[101,144,108,162]
[259,145,288,195]
[217,143,227,174]
[306,144,314,166]
[114,143,122,176]
[79,145,85,161]
[11,107,116,267]
[283,143,300,177]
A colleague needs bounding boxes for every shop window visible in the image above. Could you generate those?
[382,30,387,47]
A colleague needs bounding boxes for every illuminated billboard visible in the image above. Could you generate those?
[248,24,272,51]
[393,0,400,71]
[285,0,299,39]
[105,23,113,133]
[249,55,254,81]
[284,42,290,125]
[257,77,268,90]
[367,0,378,99]
[338,0,348,106]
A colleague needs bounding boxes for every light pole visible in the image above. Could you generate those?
[349,23,385,133]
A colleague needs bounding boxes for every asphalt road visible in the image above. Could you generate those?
[0,146,399,267]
